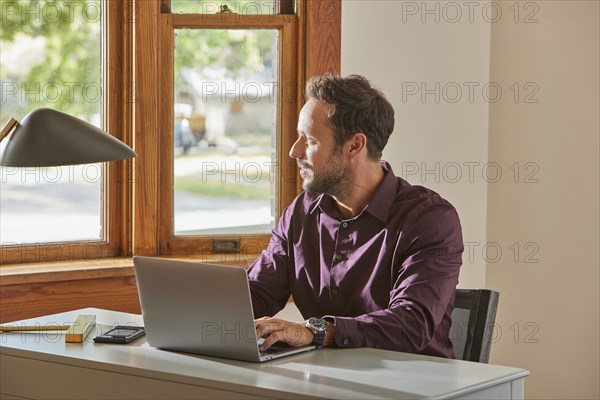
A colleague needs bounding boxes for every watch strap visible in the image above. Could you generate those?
[311,328,326,347]
[305,317,329,347]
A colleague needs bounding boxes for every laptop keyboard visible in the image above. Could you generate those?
[258,341,293,356]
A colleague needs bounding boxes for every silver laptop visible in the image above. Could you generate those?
[133,256,316,362]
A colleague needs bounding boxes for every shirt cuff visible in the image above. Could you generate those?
[323,315,363,348]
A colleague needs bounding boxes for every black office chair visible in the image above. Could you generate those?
[450,289,500,363]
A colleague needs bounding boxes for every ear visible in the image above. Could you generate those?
[347,133,367,158]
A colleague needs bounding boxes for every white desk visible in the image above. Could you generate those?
[0,308,528,399]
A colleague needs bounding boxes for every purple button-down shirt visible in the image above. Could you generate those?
[248,161,463,358]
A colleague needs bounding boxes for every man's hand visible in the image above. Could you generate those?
[254,317,313,351]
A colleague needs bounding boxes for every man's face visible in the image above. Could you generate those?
[289,99,350,195]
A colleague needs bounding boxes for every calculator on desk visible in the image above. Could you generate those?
[93,326,145,344]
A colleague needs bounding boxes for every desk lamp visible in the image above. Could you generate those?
[0,108,136,166]
[0,108,135,339]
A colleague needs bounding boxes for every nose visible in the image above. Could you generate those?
[289,136,305,160]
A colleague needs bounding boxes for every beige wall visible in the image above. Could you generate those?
[487,1,599,398]
[342,0,599,398]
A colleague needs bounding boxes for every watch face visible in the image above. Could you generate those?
[308,317,328,331]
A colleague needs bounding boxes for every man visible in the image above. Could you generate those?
[250,74,463,358]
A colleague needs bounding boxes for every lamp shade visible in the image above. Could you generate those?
[0,108,136,167]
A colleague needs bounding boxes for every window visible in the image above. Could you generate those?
[172,28,280,237]
[153,1,300,257]
[0,0,340,266]
[0,0,130,264]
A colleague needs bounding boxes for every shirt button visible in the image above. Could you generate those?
[343,338,349,345]
[335,255,342,261]
[342,222,348,228]
[331,289,338,295]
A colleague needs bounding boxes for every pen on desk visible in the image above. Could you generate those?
[0,325,70,332]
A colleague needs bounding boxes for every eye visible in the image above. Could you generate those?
[298,133,317,147]
[303,135,317,146]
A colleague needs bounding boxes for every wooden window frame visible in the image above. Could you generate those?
[133,0,341,260]
[157,13,299,257]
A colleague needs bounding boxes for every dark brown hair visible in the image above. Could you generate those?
[305,74,395,160]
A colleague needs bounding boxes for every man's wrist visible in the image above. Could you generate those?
[305,316,337,347]
[323,322,336,347]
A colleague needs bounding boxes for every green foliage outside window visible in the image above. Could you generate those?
[0,0,101,123]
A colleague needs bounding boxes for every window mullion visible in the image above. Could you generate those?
[132,0,162,256]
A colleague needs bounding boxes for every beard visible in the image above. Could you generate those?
[298,150,351,197]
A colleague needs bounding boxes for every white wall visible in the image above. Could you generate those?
[342,1,599,399]
[342,0,491,288]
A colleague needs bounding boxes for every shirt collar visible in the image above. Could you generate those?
[309,160,398,223]
[363,160,398,223]
[308,193,325,215]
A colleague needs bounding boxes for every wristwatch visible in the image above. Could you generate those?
[305,317,330,347]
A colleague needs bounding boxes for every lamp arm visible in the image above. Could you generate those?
[0,118,19,142]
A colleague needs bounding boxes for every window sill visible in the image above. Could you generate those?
[0,254,259,286]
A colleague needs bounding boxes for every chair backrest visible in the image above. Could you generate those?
[450,289,499,363]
